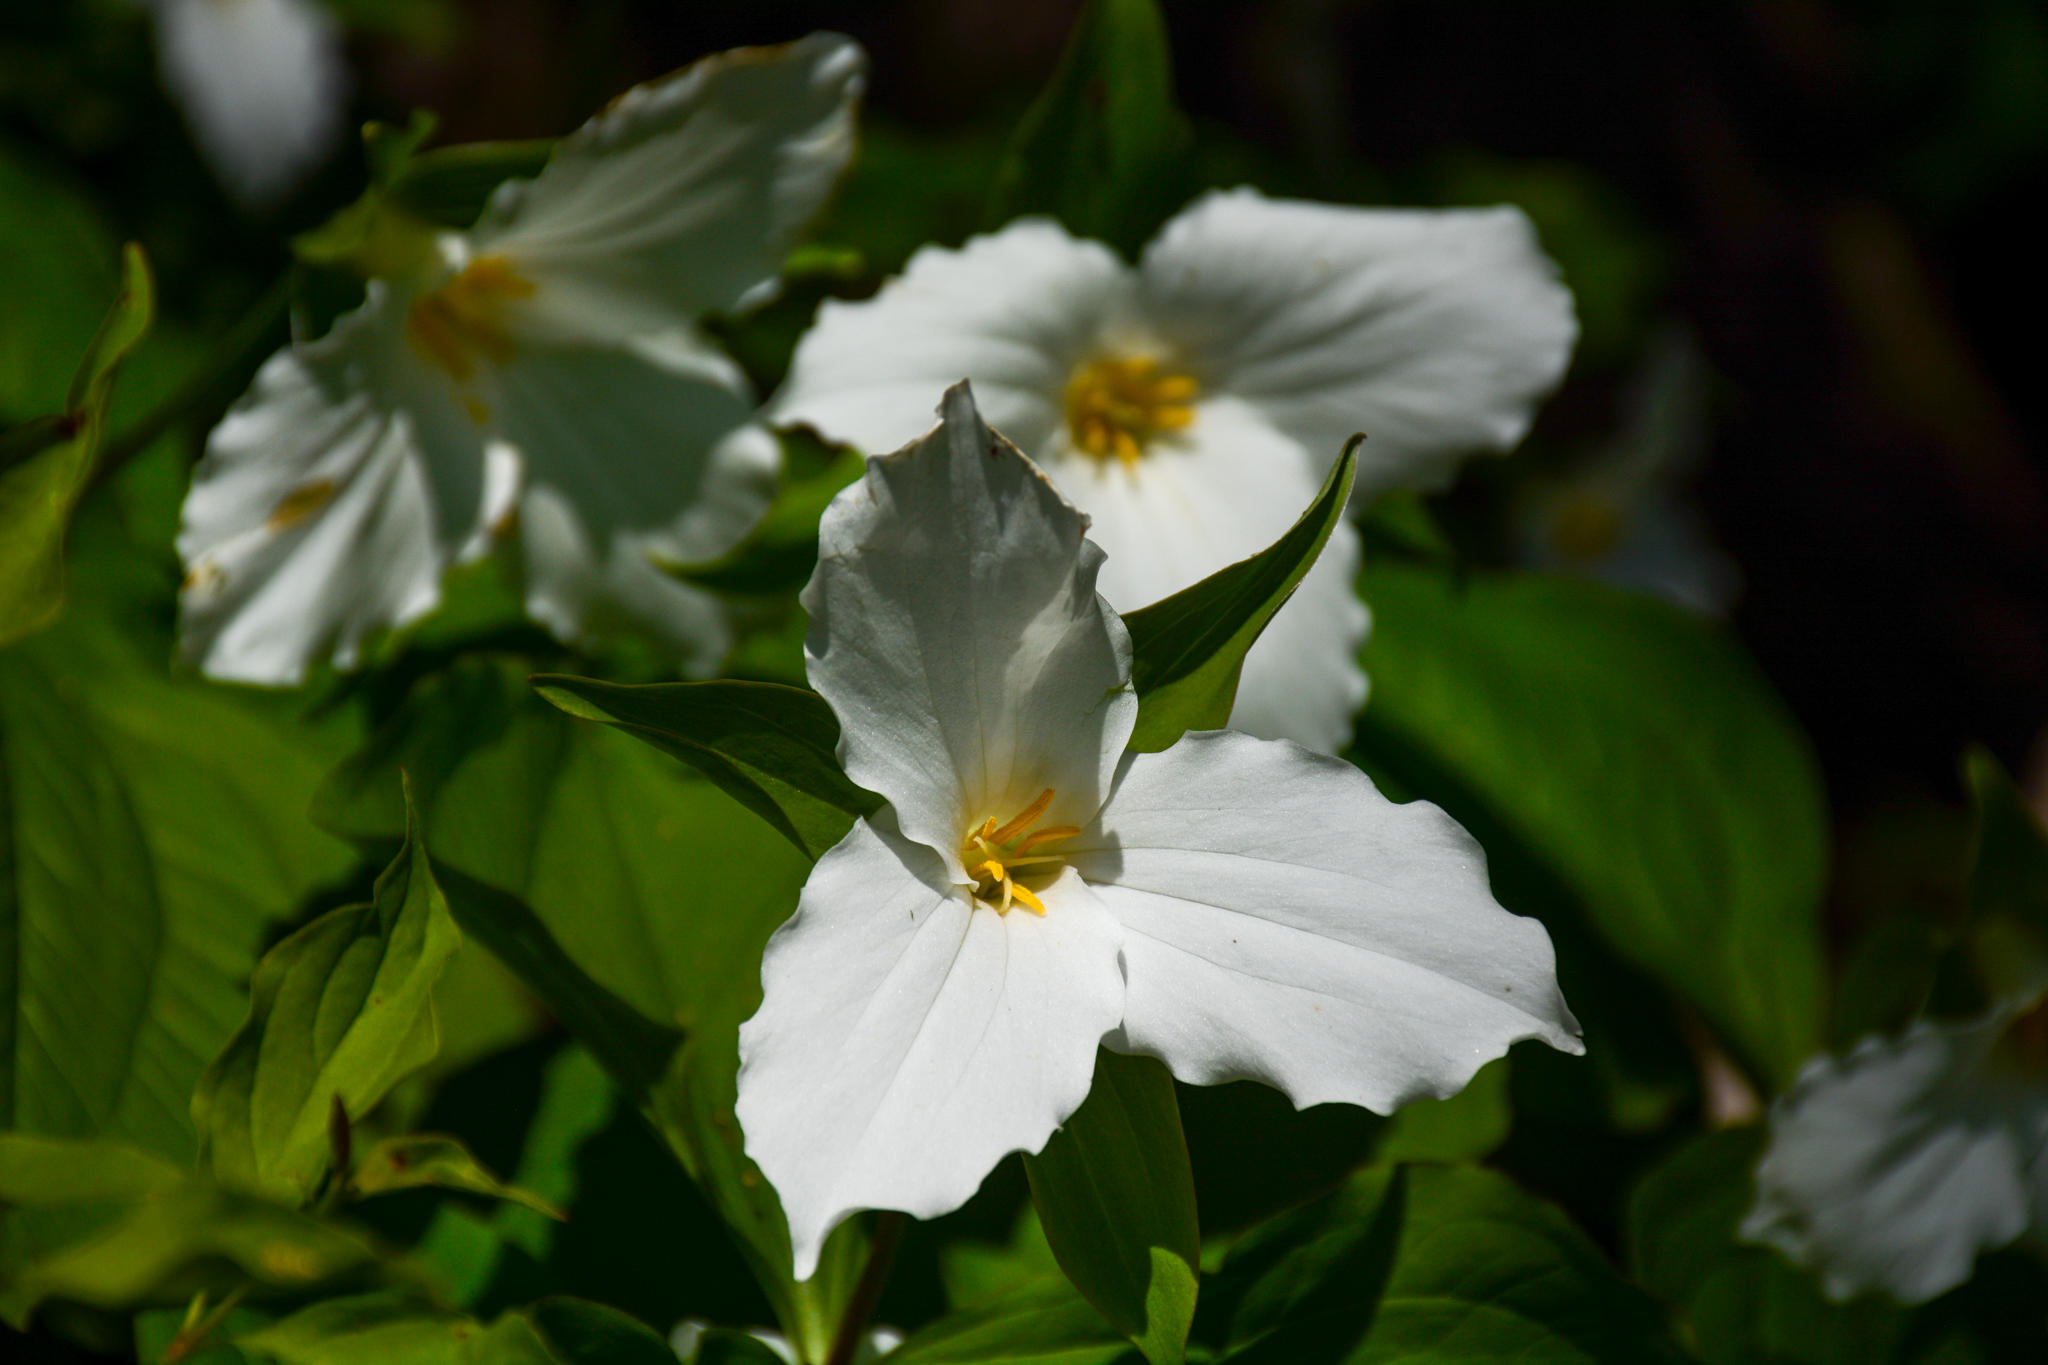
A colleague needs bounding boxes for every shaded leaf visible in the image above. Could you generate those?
[237,1294,549,1365]
[986,0,1192,259]
[882,1275,1128,1365]
[193,787,461,1203]
[1025,1050,1198,1365]
[0,138,119,421]
[1122,438,1358,753]
[390,141,557,230]
[660,446,865,598]
[1371,1055,1511,1166]
[1355,565,1830,1091]
[532,674,879,861]
[524,1298,676,1365]
[351,1134,563,1220]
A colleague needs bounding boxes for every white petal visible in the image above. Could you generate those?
[737,818,1124,1279]
[473,34,865,329]
[803,384,1138,874]
[1069,731,1581,1113]
[486,333,764,546]
[772,218,1134,455]
[150,0,349,209]
[1040,396,1368,752]
[1139,187,1577,495]
[177,314,456,684]
[1742,1013,2048,1304]
[517,422,780,674]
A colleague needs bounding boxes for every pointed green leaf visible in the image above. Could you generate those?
[194,785,462,1203]
[1024,1050,1199,1365]
[0,138,120,421]
[237,1294,674,1365]
[881,1275,1127,1365]
[531,675,880,860]
[987,0,1192,258]
[523,1298,677,1365]
[1354,564,1829,1091]
[0,242,152,645]
[1121,438,1358,753]
[350,1134,563,1220]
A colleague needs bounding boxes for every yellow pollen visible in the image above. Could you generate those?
[961,787,1078,916]
[1065,357,1198,468]
[266,478,335,531]
[406,255,535,384]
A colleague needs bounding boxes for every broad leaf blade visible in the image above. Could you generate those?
[1122,438,1358,753]
[351,1134,563,1220]
[882,1275,1127,1365]
[532,675,879,860]
[986,0,1192,259]
[1354,565,1830,1091]
[194,785,462,1203]
[1025,1050,1199,1365]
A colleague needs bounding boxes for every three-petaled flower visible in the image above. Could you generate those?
[735,383,1583,1278]
[771,190,1577,751]
[177,35,865,684]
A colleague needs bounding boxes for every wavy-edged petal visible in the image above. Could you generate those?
[176,312,456,684]
[737,818,1124,1279]
[517,422,779,675]
[803,384,1137,874]
[1139,187,1577,495]
[474,33,865,328]
[772,218,1134,455]
[1041,395,1367,751]
[1742,1012,2048,1303]
[1068,731,1581,1113]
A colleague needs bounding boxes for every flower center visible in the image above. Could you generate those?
[1064,357,1198,468]
[960,788,1080,916]
[406,255,536,387]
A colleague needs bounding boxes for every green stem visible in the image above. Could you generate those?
[823,1212,906,1365]
[88,270,293,490]
[160,1284,247,1364]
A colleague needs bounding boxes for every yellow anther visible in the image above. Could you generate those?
[1065,356,1199,468]
[961,788,1079,916]
[407,255,536,385]
[266,479,335,532]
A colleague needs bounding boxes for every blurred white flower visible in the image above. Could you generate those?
[177,35,865,684]
[1518,327,1739,615]
[145,0,351,210]
[772,190,1577,751]
[1742,998,2048,1303]
[736,384,1581,1278]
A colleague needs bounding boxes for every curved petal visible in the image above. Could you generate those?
[487,332,763,545]
[1742,1013,2048,1304]
[803,384,1137,874]
[736,817,1124,1279]
[1040,396,1367,751]
[1068,731,1580,1114]
[517,423,779,675]
[473,33,865,328]
[1139,187,1578,495]
[772,218,1134,456]
[176,321,455,684]
[150,0,348,209]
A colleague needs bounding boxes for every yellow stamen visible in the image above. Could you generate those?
[960,789,1080,916]
[406,255,536,387]
[266,479,335,532]
[1064,356,1200,468]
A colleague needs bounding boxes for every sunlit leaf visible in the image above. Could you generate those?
[882,1275,1127,1365]
[193,786,461,1204]
[350,1134,563,1220]
[1025,1050,1199,1365]
[1122,438,1358,753]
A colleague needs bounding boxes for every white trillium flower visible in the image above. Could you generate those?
[1742,999,2048,1304]
[735,383,1583,1279]
[144,0,351,210]
[770,191,1577,751]
[177,35,867,684]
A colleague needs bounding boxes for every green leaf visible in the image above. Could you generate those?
[0,242,152,646]
[1354,565,1830,1091]
[193,786,462,1204]
[0,585,355,1163]
[1024,1050,1199,1365]
[1205,1164,1686,1364]
[1625,1128,1904,1364]
[659,446,865,598]
[1961,747,2048,972]
[1122,439,1359,753]
[350,1134,563,1220]
[388,141,557,229]
[1371,1055,1511,1166]
[882,1275,1128,1365]
[0,138,120,422]
[237,1294,673,1365]
[531,674,879,861]
[986,0,1193,258]
[0,1135,386,1327]
[523,1298,676,1365]
[690,1328,796,1365]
